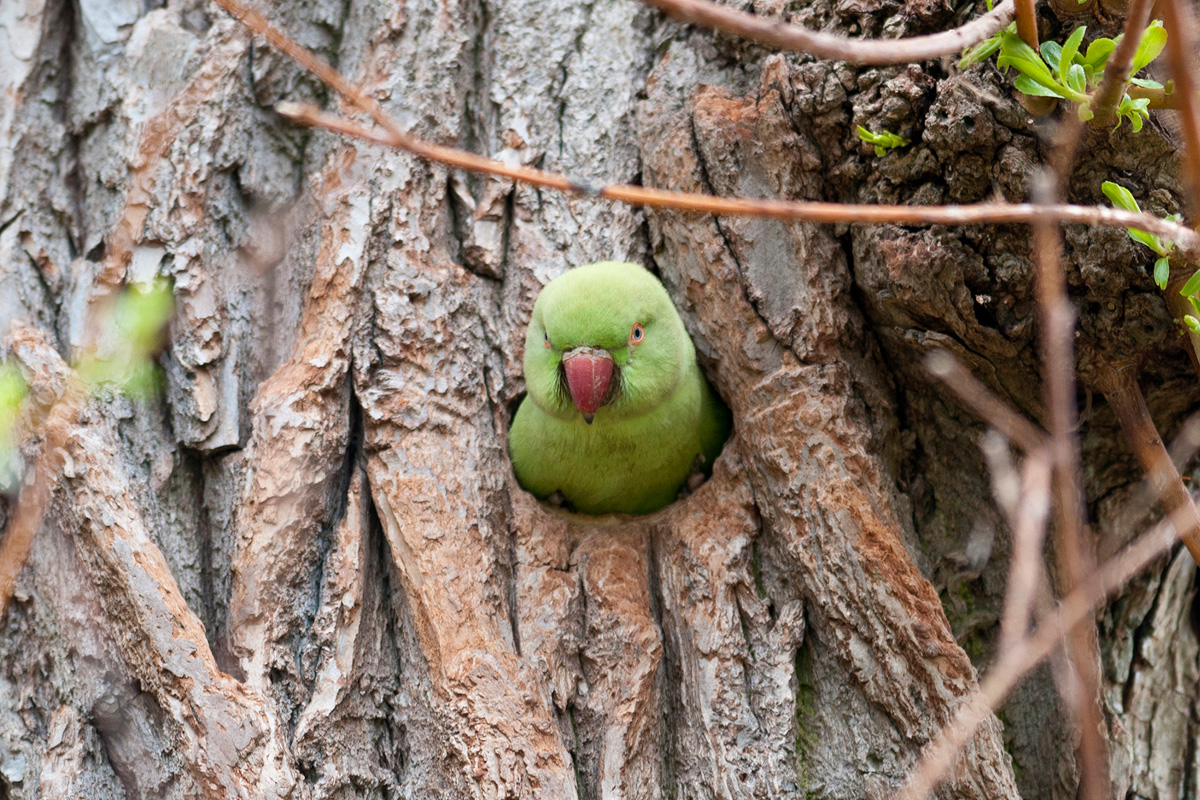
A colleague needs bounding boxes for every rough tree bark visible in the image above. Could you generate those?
[0,0,1197,796]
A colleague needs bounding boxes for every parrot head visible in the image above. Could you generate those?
[523,262,694,425]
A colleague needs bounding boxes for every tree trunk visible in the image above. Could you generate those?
[0,0,1196,796]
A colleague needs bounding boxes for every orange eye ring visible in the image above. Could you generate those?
[629,323,645,345]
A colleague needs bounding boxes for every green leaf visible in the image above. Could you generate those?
[1102,180,1141,213]
[1116,94,1151,131]
[1130,77,1164,89]
[857,126,910,155]
[960,33,1004,67]
[1067,62,1088,94]
[1014,74,1068,97]
[1155,256,1170,290]
[1059,26,1086,84]
[1041,40,1063,72]
[1187,315,1200,333]
[998,52,1055,84]
[1102,181,1171,254]
[998,32,1061,88]
[1078,102,1095,121]
[1081,37,1116,70]
[1180,268,1200,297]
[1132,21,1167,74]
[1129,229,1160,250]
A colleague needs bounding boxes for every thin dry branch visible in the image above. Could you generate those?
[996,452,1052,654]
[924,350,1048,452]
[1014,0,1039,50]
[637,0,1015,64]
[895,504,1184,800]
[1095,362,1200,564]
[1046,0,1154,197]
[1166,407,1200,469]
[1089,0,1156,122]
[273,102,1200,254]
[205,0,1200,249]
[1031,184,1110,800]
[1162,0,1200,220]
[981,431,1022,519]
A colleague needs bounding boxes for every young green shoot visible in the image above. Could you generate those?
[1102,180,1177,286]
[1102,180,1200,329]
[857,126,911,156]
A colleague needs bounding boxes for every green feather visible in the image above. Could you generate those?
[508,262,731,515]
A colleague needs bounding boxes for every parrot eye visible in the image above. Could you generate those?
[543,330,551,349]
[629,323,645,345]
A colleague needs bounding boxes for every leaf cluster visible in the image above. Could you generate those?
[963,21,1167,131]
[856,126,910,156]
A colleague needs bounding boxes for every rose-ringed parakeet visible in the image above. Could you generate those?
[508,261,730,515]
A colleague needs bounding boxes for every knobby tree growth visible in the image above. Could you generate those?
[1,0,1199,795]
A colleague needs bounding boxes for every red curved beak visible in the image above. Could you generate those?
[562,348,614,424]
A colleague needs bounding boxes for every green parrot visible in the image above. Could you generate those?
[508,261,731,515]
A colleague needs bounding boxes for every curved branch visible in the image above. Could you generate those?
[1089,0,1155,121]
[274,103,1200,256]
[1162,0,1200,219]
[896,505,1184,800]
[207,0,1200,254]
[638,0,1015,64]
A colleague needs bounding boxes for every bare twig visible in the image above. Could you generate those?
[996,451,1052,654]
[636,0,1015,64]
[1094,405,1200,560]
[1129,83,1179,108]
[1044,0,1150,196]
[981,430,1024,520]
[1032,181,1090,588]
[1166,407,1200,470]
[1014,0,1039,50]
[895,505,1183,800]
[209,1,1200,248]
[1162,0,1200,220]
[273,103,1200,253]
[1030,180,1110,800]
[1089,0,1157,123]
[1095,362,1200,564]
[925,349,1048,452]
